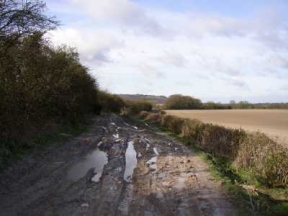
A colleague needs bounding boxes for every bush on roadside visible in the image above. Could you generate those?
[0,35,101,168]
[139,111,150,119]
[164,94,203,110]
[234,133,288,187]
[125,100,153,115]
[139,112,288,187]
[161,115,185,134]
[181,118,203,142]
[0,33,99,140]
[145,113,162,122]
[98,91,125,114]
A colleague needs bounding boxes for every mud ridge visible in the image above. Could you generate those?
[0,115,238,216]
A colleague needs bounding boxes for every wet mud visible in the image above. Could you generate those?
[0,115,238,216]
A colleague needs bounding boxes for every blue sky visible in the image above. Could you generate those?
[47,0,288,103]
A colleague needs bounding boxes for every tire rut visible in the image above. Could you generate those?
[0,115,238,216]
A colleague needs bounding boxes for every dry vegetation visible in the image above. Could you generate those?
[139,111,288,188]
[166,110,288,144]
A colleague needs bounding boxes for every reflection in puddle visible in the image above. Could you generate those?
[153,147,159,156]
[144,138,151,143]
[146,143,150,150]
[146,156,157,171]
[67,149,108,182]
[124,122,130,127]
[124,141,138,182]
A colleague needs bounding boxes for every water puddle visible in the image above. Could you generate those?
[113,134,119,139]
[114,138,122,143]
[146,156,158,171]
[146,147,159,171]
[124,122,130,127]
[145,138,151,143]
[101,126,108,133]
[124,141,138,182]
[67,148,108,182]
[153,147,159,155]
[146,143,150,150]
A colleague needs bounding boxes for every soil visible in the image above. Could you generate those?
[0,115,238,216]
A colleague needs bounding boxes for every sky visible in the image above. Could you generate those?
[46,0,288,103]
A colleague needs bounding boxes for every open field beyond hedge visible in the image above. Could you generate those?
[166,109,288,144]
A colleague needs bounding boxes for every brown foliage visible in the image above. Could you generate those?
[125,100,153,115]
[140,112,288,187]
[139,111,149,119]
[164,94,202,110]
[98,91,125,114]
[145,113,162,122]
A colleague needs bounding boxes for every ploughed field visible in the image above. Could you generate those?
[166,109,288,144]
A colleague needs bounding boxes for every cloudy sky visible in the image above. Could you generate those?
[47,0,288,103]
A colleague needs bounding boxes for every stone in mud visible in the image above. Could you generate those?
[81,203,89,208]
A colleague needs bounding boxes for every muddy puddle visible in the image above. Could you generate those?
[124,141,138,182]
[146,156,158,171]
[67,148,108,182]
[0,115,237,216]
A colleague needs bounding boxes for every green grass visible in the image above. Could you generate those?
[132,116,288,216]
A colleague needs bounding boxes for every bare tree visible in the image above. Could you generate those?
[0,0,58,49]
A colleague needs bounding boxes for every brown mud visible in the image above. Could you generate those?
[0,115,238,216]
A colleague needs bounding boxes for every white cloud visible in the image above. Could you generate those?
[48,0,288,102]
[69,0,169,36]
[50,28,123,65]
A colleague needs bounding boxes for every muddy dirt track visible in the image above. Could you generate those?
[0,115,238,216]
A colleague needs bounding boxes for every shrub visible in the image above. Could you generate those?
[160,110,166,115]
[98,91,125,114]
[234,133,288,187]
[139,111,149,119]
[195,124,246,160]
[0,34,99,140]
[181,119,202,141]
[143,113,288,187]
[145,113,162,122]
[161,115,185,134]
[126,100,153,115]
[164,94,203,110]
[0,33,102,168]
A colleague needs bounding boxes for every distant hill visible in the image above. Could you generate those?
[118,94,167,104]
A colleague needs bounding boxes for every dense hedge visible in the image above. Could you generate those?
[98,91,125,114]
[164,94,203,110]
[0,33,103,168]
[125,100,153,115]
[140,112,288,187]
[0,33,100,139]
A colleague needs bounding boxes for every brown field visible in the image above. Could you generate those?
[166,109,288,144]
